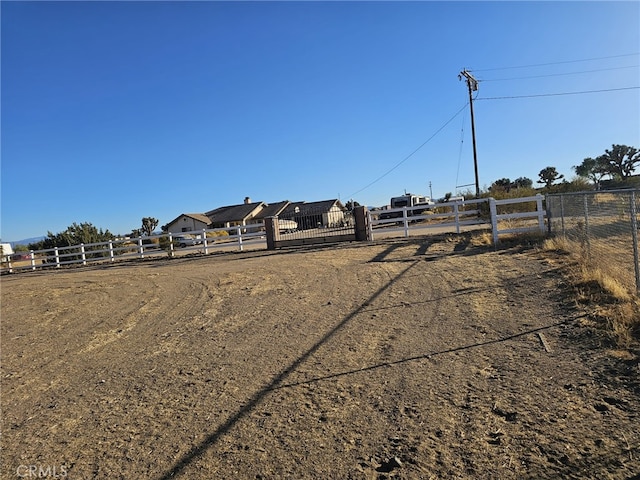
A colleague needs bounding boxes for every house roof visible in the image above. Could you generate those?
[253,201,290,219]
[184,213,212,224]
[206,202,265,224]
[165,213,212,228]
[280,199,343,216]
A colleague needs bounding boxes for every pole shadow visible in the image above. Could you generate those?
[157,259,423,480]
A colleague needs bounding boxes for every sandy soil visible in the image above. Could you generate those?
[2,234,639,479]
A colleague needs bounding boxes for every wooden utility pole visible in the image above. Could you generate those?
[459,69,480,198]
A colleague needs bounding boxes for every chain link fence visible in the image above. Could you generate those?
[546,189,640,294]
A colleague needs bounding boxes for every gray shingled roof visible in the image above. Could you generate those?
[165,213,212,228]
[206,202,265,224]
[184,213,212,224]
[280,199,342,216]
[253,201,290,219]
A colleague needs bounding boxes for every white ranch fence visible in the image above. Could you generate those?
[1,223,267,274]
[368,197,488,240]
[2,195,547,274]
[489,194,546,245]
[368,195,546,243]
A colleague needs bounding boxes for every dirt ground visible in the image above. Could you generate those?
[2,234,639,479]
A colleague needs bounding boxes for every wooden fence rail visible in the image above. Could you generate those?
[1,223,266,274]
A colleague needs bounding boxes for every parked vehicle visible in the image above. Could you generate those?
[379,193,434,220]
[173,235,202,248]
[278,219,298,233]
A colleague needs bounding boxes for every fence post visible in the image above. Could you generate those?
[168,233,175,258]
[583,194,591,259]
[7,256,13,273]
[630,191,640,294]
[367,211,374,241]
[453,203,460,234]
[536,194,545,234]
[489,198,499,246]
[237,226,243,251]
[560,195,566,237]
[202,229,209,255]
[138,237,144,259]
[54,247,60,268]
[80,244,87,266]
[403,207,409,237]
[108,241,115,262]
[545,195,552,236]
[354,206,369,241]
[265,217,279,250]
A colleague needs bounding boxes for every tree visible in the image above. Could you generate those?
[513,177,533,189]
[29,222,115,259]
[574,156,609,188]
[599,144,639,179]
[537,167,564,190]
[490,178,512,192]
[344,200,361,211]
[141,217,159,236]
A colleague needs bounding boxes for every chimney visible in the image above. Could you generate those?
[244,196,251,204]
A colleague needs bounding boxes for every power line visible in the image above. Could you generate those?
[471,52,639,72]
[455,108,466,193]
[480,65,639,82]
[477,86,639,101]
[347,103,468,199]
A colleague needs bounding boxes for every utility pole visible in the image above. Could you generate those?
[459,69,480,198]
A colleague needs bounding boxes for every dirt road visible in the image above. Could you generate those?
[2,235,638,479]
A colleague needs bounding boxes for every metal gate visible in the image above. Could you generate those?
[270,202,357,247]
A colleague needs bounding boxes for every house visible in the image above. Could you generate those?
[163,213,212,235]
[253,201,291,221]
[164,198,345,235]
[279,199,346,230]
[205,198,266,229]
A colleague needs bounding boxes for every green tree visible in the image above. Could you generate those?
[490,178,512,192]
[344,200,361,211]
[29,222,115,259]
[574,156,609,187]
[513,177,533,189]
[140,217,159,236]
[537,167,564,190]
[599,144,639,179]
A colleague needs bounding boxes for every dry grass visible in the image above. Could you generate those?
[542,236,640,348]
[470,231,493,247]
[469,230,640,348]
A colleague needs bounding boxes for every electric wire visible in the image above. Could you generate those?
[480,65,639,82]
[454,108,466,193]
[477,86,639,101]
[471,52,639,72]
[346,103,468,198]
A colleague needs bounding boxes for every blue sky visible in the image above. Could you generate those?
[2,1,639,241]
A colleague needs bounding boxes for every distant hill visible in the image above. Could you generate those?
[9,236,46,248]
